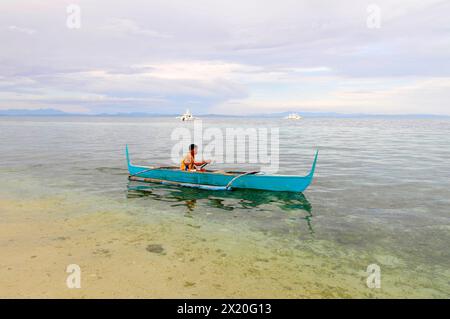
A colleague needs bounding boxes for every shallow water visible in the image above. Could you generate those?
[0,116,449,298]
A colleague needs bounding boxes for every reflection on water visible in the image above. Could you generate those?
[127,181,314,235]
[127,182,312,211]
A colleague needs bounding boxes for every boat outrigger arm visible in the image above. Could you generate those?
[225,171,260,190]
[125,145,318,193]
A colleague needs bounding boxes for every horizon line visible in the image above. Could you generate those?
[0,108,450,118]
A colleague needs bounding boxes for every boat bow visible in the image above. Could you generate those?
[307,150,319,178]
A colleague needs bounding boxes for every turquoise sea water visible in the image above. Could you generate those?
[1,116,449,297]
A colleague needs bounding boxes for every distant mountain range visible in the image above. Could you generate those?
[0,108,448,119]
[0,108,68,116]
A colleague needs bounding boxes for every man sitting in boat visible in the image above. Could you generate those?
[180,144,211,171]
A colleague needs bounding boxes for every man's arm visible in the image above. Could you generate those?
[194,159,211,166]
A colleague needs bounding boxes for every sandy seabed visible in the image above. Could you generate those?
[0,193,448,298]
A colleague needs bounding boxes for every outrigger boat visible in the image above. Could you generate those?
[126,145,318,192]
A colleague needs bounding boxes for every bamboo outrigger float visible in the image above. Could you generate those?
[126,145,318,192]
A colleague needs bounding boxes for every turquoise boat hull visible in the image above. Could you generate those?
[126,146,318,193]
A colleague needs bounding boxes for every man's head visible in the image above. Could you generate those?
[189,143,198,155]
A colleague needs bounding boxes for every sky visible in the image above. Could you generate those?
[1,0,450,115]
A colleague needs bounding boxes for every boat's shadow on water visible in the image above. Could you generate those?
[126,181,314,235]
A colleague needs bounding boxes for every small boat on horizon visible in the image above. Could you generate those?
[285,113,302,120]
[176,109,195,121]
[125,145,318,193]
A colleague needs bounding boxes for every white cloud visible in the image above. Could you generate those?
[100,18,171,38]
[290,67,332,73]
[130,61,247,80]
[7,25,36,35]
[212,77,450,115]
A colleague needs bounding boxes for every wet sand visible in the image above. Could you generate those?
[1,195,448,298]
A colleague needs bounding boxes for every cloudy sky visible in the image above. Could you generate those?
[1,0,450,115]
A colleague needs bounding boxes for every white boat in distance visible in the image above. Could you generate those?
[177,109,196,121]
[285,113,302,120]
